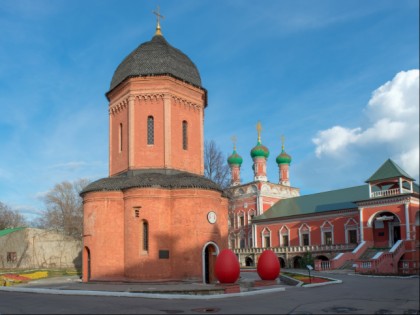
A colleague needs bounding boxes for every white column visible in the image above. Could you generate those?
[252,224,257,248]
[405,202,410,240]
[399,178,403,193]
[359,207,364,241]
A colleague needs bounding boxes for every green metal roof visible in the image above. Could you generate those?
[0,227,26,237]
[366,159,415,182]
[253,185,369,222]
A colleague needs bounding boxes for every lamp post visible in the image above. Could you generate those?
[306,265,313,284]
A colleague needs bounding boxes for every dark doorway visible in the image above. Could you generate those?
[393,225,401,244]
[293,256,302,268]
[245,256,254,267]
[204,244,217,284]
[278,257,286,268]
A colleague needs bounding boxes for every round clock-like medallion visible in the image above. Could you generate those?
[207,211,217,224]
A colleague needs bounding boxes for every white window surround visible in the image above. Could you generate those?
[248,230,253,248]
[298,223,311,246]
[261,227,271,248]
[238,211,245,227]
[344,218,359,244]
[248,209,255,224]
[321,221,334,245]
[279,225,290,247]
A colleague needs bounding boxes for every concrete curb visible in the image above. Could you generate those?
[280,272,342,288]
[0,286,285,300]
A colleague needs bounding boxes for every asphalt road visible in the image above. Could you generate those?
[0,273,418,314]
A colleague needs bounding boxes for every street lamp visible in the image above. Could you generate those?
[306,265,313,284]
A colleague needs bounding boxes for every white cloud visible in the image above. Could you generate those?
[313,69,419,178]
[313,126,361,157]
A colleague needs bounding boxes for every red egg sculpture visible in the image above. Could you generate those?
[214,249,240,284]
[257,250,280,280]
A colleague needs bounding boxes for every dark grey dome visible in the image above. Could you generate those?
[109,34,202,92]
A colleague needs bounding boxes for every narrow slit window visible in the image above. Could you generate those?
[147,116,154,145]
[119,123,123,152]
[142,221,149,251]
[182,120,188,150]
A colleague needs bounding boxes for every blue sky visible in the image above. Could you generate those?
[0,0,419,222]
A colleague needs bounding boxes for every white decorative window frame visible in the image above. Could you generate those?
[261,227,272,248]
[299,223,311,246]
[344,218,359,244]
[321,221,334,245]
[279,225,290,247]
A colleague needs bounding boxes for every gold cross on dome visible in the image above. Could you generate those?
[256,121,262,142]
[231,135,237,150]
[153,6,165,35]
[281,135,285,150]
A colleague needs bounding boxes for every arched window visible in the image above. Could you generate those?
[299,223,311,246]
[142,220,149,252]
[321,221,334,245]
[345,218,359,244]
[248,230,253,248]
[279,226,290,247]
[262,227,271,248]
[182,120,188,150]
[147,116,154,145]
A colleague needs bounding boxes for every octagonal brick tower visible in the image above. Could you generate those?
[106,28,207,176]
[81,21,228,283]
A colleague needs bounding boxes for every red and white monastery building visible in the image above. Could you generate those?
[227,138,419,275]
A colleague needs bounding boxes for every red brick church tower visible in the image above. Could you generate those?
[81,13,228,283]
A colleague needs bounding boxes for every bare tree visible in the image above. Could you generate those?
[38,178,90,239]
[204,140,230,189]
[0,202,27,230]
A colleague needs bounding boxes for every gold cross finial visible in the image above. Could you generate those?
[281,135,285,150]
[153,6,164,35]
[231,135,237,150]
[256,121,262,142]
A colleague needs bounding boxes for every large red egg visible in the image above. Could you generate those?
[214,249,240,284]
[257,250,280,280]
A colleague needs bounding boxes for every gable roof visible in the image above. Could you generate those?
[253,185,369,222]
[366,159,415,182]
[0,227,26,237]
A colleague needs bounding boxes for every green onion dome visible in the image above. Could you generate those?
[227,150,243,166]
[250,141,270,159]
[276,149,292,165]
